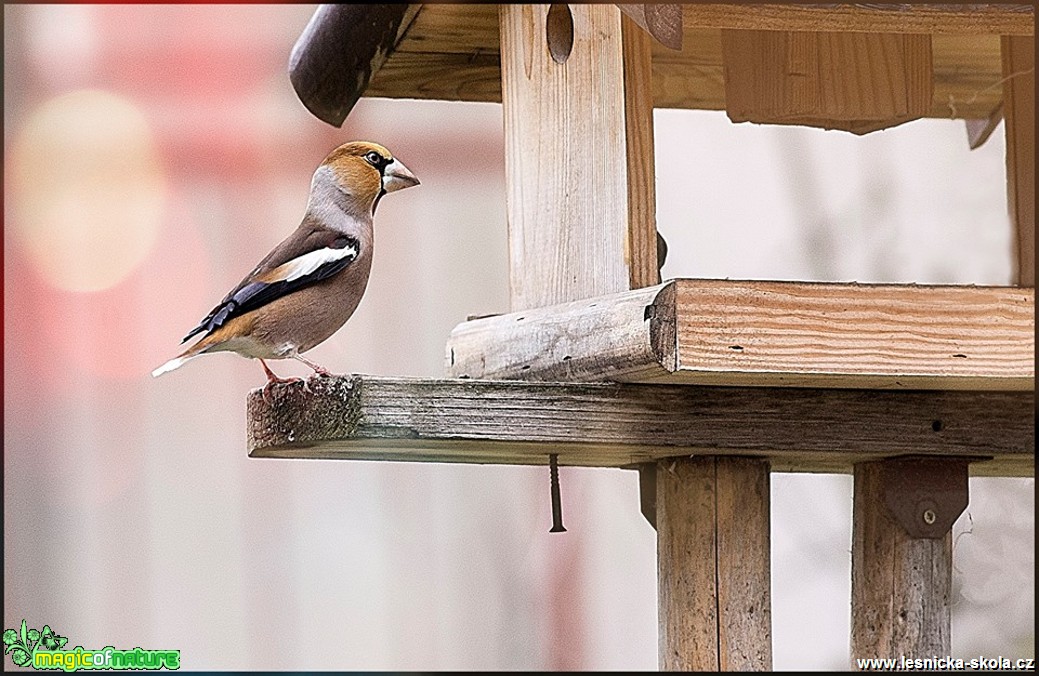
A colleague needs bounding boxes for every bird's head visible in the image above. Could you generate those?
[320,141,420,215]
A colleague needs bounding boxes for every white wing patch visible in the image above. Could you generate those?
[266,244,357,283]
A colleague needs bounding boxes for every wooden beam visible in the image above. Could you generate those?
[721,30,933,134]
[684,4,1033,35]
[498,4,657,309]
[1002,36,1035,287]
[363,4,1005,118]
[447,280,1035,391]
[658,457,772,670]
[364,5,1006,119]
[851,461,954,663]
[246,375,1034,477]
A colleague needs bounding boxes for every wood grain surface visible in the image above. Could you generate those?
[363,4,1012,119]
[447,280,1035,391]
[851,462,953,662]
[246,375,1034,476]
[1002,36,1035,287]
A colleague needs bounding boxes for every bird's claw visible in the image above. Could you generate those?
[261,376,305,404]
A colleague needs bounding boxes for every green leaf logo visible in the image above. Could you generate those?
[3,619,69,668]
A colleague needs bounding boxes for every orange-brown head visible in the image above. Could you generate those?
[320,141,419,216]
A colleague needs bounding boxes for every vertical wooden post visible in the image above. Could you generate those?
[657,457,773,671]
[851,461,958,665]
[1002,36,1035,287]
[498,6,660,669]
[499,4,657,310]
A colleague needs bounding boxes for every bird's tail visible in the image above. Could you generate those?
[151,341,208,378]
[151,354,198,378]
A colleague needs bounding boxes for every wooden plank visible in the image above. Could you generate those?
[498,4,657,310]
[851,462,952,663]
[447,280,1035,391]
[366,6,1004,119]
[1003,36,1035,287]
[721,30,933,134]
[658,457,772,670]
[622,13,660,289]
[684,4,1033,35]
[246,375,1035,477]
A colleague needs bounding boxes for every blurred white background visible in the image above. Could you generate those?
[4,4,1033,670]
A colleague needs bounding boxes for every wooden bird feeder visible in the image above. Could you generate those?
[258,3,1035,669]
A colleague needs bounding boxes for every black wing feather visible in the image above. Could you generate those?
[181,244,357,343]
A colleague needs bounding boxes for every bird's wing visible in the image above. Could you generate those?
[182,226,359,343]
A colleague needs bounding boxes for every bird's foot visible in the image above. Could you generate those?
[293,354,335,378]
[259,359,305,403]
[261,376,305,404]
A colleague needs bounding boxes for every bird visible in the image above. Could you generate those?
[152,141,419,393]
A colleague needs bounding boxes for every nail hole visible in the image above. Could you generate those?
[521,365,531,370]
[562,355,572,361]
[729,345,743,351]
[931,420,944,432]
[516,316,525,322]
[546,4,574,64]
[952,353,967,358]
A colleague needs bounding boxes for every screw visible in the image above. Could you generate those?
[549,454,566,533]
[922,509,937,525]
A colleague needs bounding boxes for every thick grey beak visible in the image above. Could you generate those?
[383,158,420,193]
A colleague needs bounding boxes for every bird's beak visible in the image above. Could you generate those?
[382,158,420,193]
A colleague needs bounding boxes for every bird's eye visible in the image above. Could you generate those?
[364,151,382,166]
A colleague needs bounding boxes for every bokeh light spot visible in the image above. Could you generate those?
[10,89,167,292]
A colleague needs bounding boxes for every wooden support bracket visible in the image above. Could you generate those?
[877,456,970,539]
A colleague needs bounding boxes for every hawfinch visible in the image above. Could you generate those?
[152,141,419,388]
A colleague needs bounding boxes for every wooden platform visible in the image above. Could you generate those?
[367,3,1032,119]
[447,280,1035,391]
[247,375,1034,477]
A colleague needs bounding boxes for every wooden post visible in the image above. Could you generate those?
[850,460,970,665]
[1002,36,1034,287]
[498,5,659,668]
[499,3,657,310]
[657,457,772,671]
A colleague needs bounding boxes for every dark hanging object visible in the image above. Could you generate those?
[549,454,567,533]
[289,4,414,127]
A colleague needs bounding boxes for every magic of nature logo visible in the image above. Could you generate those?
[3,620,180,671]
